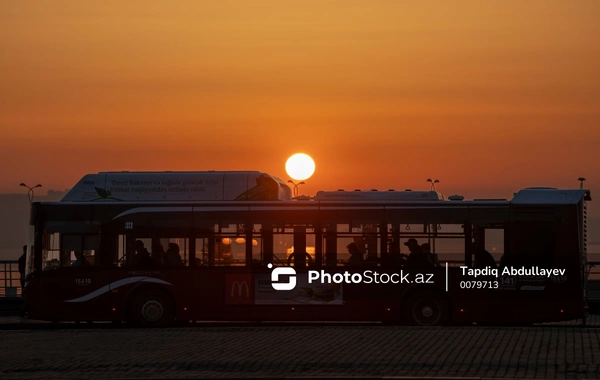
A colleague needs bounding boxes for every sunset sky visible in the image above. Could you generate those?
[1,1,599,211]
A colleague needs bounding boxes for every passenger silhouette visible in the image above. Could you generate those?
[404,238,434,270]
[151,243,165,267]
[421,243,441,268]
[73,250,91,267]
[133,240,152,268]
[164,243,184,267]
[346,242,364,265]
[472,242,497,269]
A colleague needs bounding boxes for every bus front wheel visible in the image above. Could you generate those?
[129,289,174,327]
[404,291,448,326]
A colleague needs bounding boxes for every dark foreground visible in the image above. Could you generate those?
[1,317,600,379]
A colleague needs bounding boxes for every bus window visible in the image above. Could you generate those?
[117,234,126,266]
[195,237,208,265]
[273,228,294,266]
[117,236,189,268]
[83,235,99,265]
[144,237,189,267]
[61,234,100,267]
[356,222,379,265]
[42,232,60,270]
[287,226,316,267]
[196,223,246,266]
[332,222,381,266]
[115,234,148,267]
[484,228,504,263]
[335,223,352,265]
[385,223,466,268]
[432,224,467,267]
[199,237,244,266]
[386,223,401,263]
[269,224,318,267]
[211,237,241,266]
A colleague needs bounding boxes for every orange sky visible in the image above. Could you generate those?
[1,1,599,209]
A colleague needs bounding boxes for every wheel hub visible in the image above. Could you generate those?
[141,300,164,323]
[421,305,434,318]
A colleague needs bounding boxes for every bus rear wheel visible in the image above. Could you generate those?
[129,289,174,327]
[404,291,448,326]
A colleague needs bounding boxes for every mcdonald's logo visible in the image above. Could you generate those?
[231,281,250,298]
[226,274,253,304]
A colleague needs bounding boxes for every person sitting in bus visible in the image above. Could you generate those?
[346,242,364,265]
[403,238,435,270]
[133,240,153,268]
[421,243,441,268]
[151,243,165,267]
[72,250,91,267]
[472,242,497,269]
[384,238,405,268]
[164,243,184,267]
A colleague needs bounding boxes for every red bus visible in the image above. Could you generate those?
[24,171,591,326]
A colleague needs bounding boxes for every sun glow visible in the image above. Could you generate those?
[285,153,315,181]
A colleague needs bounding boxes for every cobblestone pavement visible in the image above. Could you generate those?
[1,319,600,379]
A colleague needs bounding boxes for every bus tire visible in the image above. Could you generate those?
[403,290,448,326]
[129,289,174,327]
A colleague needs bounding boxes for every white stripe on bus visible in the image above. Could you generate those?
[64,276,172,303]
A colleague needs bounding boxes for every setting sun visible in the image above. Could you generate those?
[285,153,316,181]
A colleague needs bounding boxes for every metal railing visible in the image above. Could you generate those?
[587,261,600,300]
[0,260,22,298]
[587,261,600,279]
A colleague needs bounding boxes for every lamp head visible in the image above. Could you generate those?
[298,181,305,185]
[35,184,42,188]
[20,183,26,187]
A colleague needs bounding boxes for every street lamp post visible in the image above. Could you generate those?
[20,183,42,204]
[426,179,439,191]
[287,180,305,198]
[578,177,586,189]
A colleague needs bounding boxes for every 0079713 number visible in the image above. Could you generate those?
[459,280,498,289]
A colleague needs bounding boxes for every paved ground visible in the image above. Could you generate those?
[1,317,600,379]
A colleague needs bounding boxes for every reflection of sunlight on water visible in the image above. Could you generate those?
[588,244,600,259]
[286,246,316,259]
[286,246,315,254]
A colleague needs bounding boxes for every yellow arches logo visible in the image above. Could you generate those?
[231,281,250,297]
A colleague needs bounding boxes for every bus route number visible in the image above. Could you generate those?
[75,278,91,286]
[125,222,133,230]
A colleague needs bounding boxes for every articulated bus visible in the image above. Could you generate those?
[24,171,591,326]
